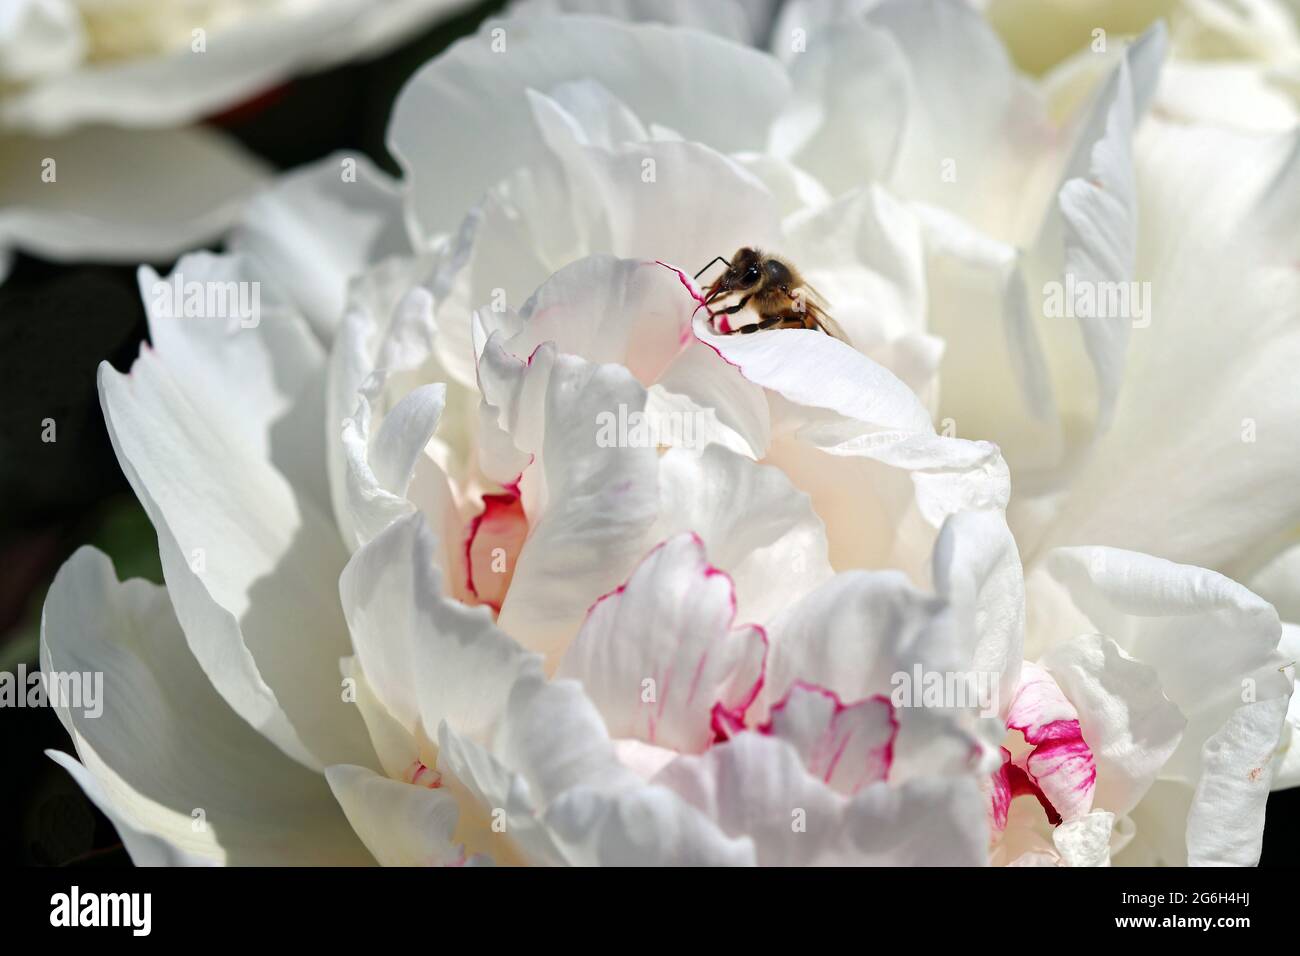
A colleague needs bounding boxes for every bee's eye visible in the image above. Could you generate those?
[742,265,761,284]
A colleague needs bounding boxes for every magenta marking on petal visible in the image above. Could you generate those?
[463,488,524,611]
[501,460,532,498]
[710,701,746,742]
[758,681,898,789]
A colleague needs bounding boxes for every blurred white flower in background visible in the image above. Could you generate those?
[0,0,475,281]
[36,0,1300,865]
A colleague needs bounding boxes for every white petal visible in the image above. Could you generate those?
[872,0,1053,239]
[390,15,789,235]
[138,252,329,513]
[229,153,409,342]
[0,125,266,269]
[341,378,457,550]
[656,732,989,865]
[507,0,770,45]
[339,512,541,749]
[0,0,84,83]
[655,444,834,627]
[325,764,462,867]
[1028,120,1300,570]
[932,508,1026,713]
[488,345,661,669]
[768,18,908,194]
[543,783,757,866]
[99,350,371,770]
[1053,810,1116,867]
[1,1,449,133]
[1186,695,1290,866]
[41,547,370,864]
[1040,634,1185,818]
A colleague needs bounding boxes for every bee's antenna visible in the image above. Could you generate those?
[693,256,731,280]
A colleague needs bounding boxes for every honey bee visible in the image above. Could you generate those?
[694,248,846,341]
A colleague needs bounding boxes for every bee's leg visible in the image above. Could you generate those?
[712,294,753,316]
[736,315,785,334]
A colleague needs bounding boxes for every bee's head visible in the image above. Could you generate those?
[722,247,764,291]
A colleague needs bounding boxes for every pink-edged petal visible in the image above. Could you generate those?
[759,682,897,795]
[556,532,766,753]
[1005,662,1097,822]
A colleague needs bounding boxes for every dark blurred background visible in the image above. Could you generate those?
[2,0,1298,868]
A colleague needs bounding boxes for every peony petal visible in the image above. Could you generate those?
[340,379,457,550]
[542,782,757,866]
[556,532,767,753]
[656,731,990,865]
[759,682,897,795]
[768,18,909,195]
[871,0,1054,240]
[390,14,789,235]
[339,512,541,750]
[1027,120,1300,571]
[1043,546,1290,782]
[138,252,330,513]
[0,125,267,272]
[1,0,468,133]
[508,0,772,45]
[654,444,834,627]
[932,508,1026,714]
[99,351,372,771]
[486,344,661,669]
[1040,634,1185,819]
[324,764,463,867]
[41,547,371,864]
[1186,695,1291,866]
[1005,662,1097,822]
[229,152,409,343]
[1053,810,1117,867]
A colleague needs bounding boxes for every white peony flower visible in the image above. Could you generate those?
[0,0,474,281]
[40,0,1298,865]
